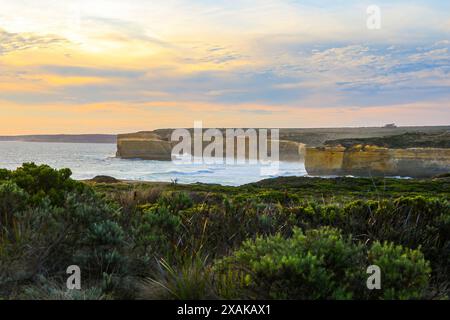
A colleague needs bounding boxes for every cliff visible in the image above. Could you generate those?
[116,132,173,160]
[116,131,305,162]
[305,145,450,178]
[116,128,450,178]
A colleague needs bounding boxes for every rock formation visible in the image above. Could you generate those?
[116,127,450,178]
[116,132,173,160]
[116,131,305,162]
[304,145,450,178]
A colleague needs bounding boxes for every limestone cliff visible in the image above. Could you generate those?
[305,145,450,178]
[116,131,305,162]
[116,132,173,160]
[116,128,450,178]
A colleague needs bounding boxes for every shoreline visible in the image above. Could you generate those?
[83,173,439,188]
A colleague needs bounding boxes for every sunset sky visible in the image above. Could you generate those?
[0,0,449,134]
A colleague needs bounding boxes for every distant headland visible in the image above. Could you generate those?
[0,134,117,144]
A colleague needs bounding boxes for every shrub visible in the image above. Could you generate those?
[0,169,10,181]
[157,192,193,213]
[367,242,431,300]
[0,165,130,298]
[0,181,28,213]
[215,227,365,299]
[112,187,163,218]
[215,227,431,300]
[18,276,112,300]
[0,182,29,241]
[1,163,84,206]
[141,255,215,300]
[284,196,449,286]
[132,204,182,258]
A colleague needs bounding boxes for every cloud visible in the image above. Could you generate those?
[82,16,174,48]
[181,44,245,65]
[0,28,67,55]
[0,1,449,131]
[40,65,146,79]
[2,41,449,109]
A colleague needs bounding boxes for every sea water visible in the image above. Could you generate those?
[0,141,307,186]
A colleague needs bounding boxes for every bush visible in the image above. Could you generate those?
[284,196,449,286]
[367,242,431,300]
[18,275,112,300]
[215,227,365,299]
[0,182,29,241]
[0,181,28,213]
[0,163,84,206]
[0,164,130,299]
[132,204,182,258]
[157,192,193,213]
[215,227,431,300]
[141,255,215,300]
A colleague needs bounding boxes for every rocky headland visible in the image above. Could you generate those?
[116,126,450,178]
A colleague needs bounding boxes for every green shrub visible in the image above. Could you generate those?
[215,227,365,299]
[0,169,10,181]
[0,165,130,298]
[0,182,29,242]
[157,192,193,213]
[141,255,215,300]
[3,163,83,206]
[132,205,182,258]
[0,181,28,213]
[367,242,431,300]
[84,220,125,246]
[18,275,111,300]
[215,227,431,300]
[283,196,449,285]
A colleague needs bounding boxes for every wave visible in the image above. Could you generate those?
[162,169,215,176]
[278,171,307,176]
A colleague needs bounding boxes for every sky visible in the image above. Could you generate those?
[0,0,449,134]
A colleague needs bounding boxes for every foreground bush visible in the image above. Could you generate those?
[0,164,132,299]
[367,242,431,299]
[215,227,431,300]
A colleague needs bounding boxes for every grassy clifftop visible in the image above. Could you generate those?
[122,126,450,147]
[324,132,450,149]
[91,175,450,201]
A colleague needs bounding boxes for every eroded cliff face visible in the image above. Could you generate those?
[278,140,305,162]
[116,132,173,160]
[116,130,450,178]
[116,132,305,162]
[305,146,450,178]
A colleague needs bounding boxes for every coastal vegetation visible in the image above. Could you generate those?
[0,163,449,299]
[324,132,450,149]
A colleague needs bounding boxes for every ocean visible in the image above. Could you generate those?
[0,141,307,186]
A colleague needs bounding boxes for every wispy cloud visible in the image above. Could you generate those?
[41,65,146,79]
[0,28,67,55]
